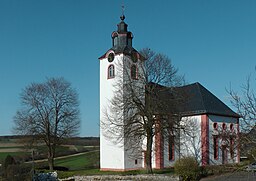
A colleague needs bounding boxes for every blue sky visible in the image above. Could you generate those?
[0,0,255,136]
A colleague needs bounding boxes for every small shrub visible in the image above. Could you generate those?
[3,155,16,178]
[174,156,200,181]
[3,155,16,170]
[5,163,32,181]
[247,148,256,163]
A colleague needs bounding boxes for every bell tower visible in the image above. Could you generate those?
[99,13,144,171]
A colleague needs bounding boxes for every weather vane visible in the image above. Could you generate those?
[122,0,125,16]
[120,0,125,21]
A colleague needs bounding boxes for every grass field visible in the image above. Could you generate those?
[0,136,100,164]
[54,151,99,170]
[0,152,28,163]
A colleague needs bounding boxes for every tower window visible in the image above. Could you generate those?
[108,53,115,62]
[108,65,115,79]
[131,65,137,79]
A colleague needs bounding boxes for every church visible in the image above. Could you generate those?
[99,14,240,171]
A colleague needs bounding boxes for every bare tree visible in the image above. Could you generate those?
[102,48,185,173]
[228,73,256,160]
[14,77,80,170]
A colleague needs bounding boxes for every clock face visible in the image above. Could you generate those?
[131,52,138,63]
[108,53,115,62]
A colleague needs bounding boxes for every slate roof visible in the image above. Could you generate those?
[174,82,240,118]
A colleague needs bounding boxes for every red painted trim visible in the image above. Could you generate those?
[236,118,240,163]
[201,114,209,166]
[98,50,117,60]
[155,119,164,169]
[131,64,138,80]
[118,33,128,37]
[230,137,234,159]
[143,151,146,168]
[213,136,218,160]
[111,31,118,38]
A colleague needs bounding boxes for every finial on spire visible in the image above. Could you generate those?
[120,1,125,21]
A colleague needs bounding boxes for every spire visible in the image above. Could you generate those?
[110,3,133,49]
[120,3,125,21]
[117,4,127,33]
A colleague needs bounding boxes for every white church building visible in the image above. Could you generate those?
[99,14,240,171]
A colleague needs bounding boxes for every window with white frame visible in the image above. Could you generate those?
[108,64,115,79]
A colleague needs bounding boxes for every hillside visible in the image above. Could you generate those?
[0,135,99,164]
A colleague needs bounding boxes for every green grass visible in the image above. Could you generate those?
[36,145,71,153]
[0,148,174,180]
[54,151,99,170]
[0,152,28,163]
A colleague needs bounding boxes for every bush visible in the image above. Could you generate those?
[2,155,16,178]
[5,163,32,181]
[247,148,256,163]
[3,155,16,170]
[174,157,200,181]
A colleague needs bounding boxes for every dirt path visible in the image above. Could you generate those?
[26,150,99,163]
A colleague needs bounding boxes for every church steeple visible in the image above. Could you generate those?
[111,13,133,48]
[99,8,144,60]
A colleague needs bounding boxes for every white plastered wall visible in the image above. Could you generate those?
[162,115,202,167]
[100,53,145,170]
[100,53,125,169]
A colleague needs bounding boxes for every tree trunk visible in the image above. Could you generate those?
[48,156,54,171]
[145,133,153,174]
[47,145,55,171]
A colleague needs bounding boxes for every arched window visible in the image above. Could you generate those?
[131,64,137,79]
[213,122,218,130]
[230,123,234,131]
[108,65,115,79]
[222,123,227,130]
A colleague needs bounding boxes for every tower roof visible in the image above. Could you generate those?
[117,15,128,33]
[99,13,144,60]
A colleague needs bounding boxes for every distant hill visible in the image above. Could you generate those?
[0,135,99,146]
[0,135,100,164]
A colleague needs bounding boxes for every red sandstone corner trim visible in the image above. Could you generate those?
[201,114,209,166]
[236,118,240,163]
[155,119,164,169]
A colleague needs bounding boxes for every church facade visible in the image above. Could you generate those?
[99,15,240,171]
